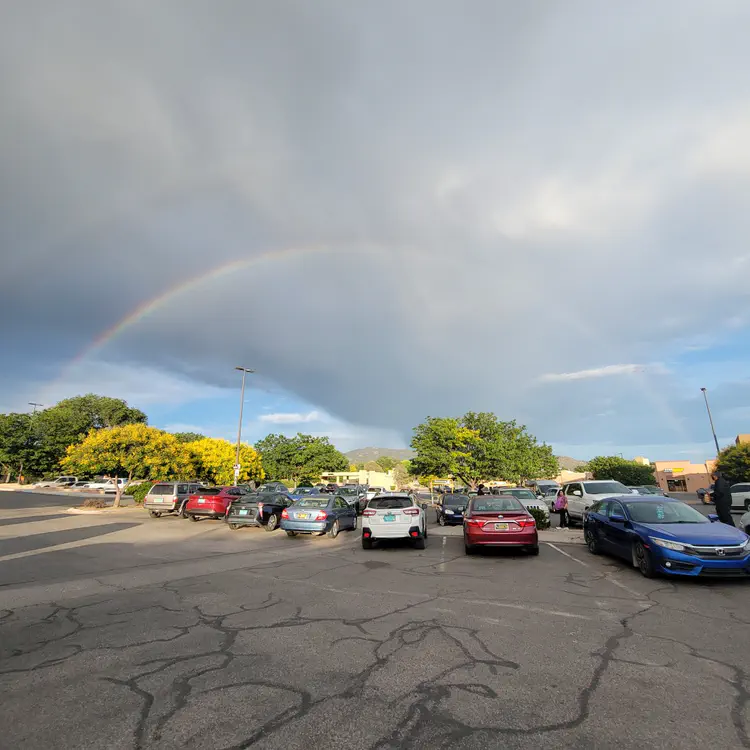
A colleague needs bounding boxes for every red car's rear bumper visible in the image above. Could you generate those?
[465,527,538,547]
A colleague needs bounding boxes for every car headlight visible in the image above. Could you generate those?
[444,509,453,514]
[650,537,686,552]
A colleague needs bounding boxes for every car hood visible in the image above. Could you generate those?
[638,522,748,545]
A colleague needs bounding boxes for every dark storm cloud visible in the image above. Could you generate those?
[3,0,750,446]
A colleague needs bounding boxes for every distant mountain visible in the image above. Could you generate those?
[345,447,415,463]
[556,456,586,471]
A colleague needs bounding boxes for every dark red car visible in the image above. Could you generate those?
[463,495,538,555]
[185,486,247,521]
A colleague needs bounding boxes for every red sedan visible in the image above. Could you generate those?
[463,495,539,555]
[184,486,247,521]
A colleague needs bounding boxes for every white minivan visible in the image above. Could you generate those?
[562,480,633,524]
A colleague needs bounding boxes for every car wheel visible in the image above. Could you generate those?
[264,514,279,532]
[745,525,750,536]
[413,536,425,550]
[464,541,475,555]
[148,510,161,518]
[423,522,428,539]
[229,523,240,530]
[438,515,445,526]
[180,504,189,519]
[327,520,340,539]
[567,515,577,528]
[584,529,600,555]
[286,530,297,537]
[745,500,750,512]
[633,540,655,578]
[527,545,540,556]
[351,515,358,531]
[188,514,198,522]
[362,536,373,550]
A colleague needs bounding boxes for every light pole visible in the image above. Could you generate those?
[234,367,255,485]
[700,387,721,456]
[28,402,43,414]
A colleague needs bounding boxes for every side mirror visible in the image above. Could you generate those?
[609,513,626,524]
[708,514,719,522]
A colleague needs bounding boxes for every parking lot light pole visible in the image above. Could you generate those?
[700,387,721,456]
[234,367,255,485]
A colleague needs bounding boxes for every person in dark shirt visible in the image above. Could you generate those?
[711,471,735,526]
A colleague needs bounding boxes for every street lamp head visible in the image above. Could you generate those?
[235,366,255,373]
[700,387,707,393]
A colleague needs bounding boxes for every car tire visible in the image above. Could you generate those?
[413,536,425,550]
[188,514,198,522]
[633,540,655,578]
[567,515,577,528]
[327,520,340,539]
[229,523,240,530]
[527,545,540,556]
[438,514,445,526]
[745,500,750,512]
[464,541,475,555]
[423,522,428,539]
[585,529,600,555]
[148,511,161,518]
[351,515,358,531]
[286,530,297,537]
[180,504,189,519]
[264,514,279,532]
[362,536,373,550]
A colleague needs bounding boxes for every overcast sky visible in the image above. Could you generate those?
[2,0,749,459]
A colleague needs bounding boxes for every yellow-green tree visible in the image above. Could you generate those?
[186,438,264,486]
[61,424,191,507]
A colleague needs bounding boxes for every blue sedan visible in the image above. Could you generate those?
[281,495,358,539]
[583,495,750,578]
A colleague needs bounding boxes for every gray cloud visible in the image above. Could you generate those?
[2,0,750,449]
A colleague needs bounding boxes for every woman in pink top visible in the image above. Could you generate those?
[554,489,568,528]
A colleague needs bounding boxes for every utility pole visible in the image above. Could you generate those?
[28,402,43,414]
[700,387,721,456]
[234,367,255,485]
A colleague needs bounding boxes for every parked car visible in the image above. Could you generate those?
[34,476,78,488]
[71,480,90,489]
[289,486,323,501]
[541,486,561,511]
[226,491,293,531]
[494,488,550,520]
[561,480,633,525]
[730,483,750,512]
[84,477,128,491]
[322,483,339,494]
[336,487,366,513]
[740,510,750,535]
[144,482,205,518]
[366,487,386,501]
[530,480,560,498]
[281,495,358,538]
[583,495,750,578]
[463,495,538,555]
[257,482,289,493]
[628,485,667,496]
[697,486,714,504]
[185,486,249,521]
[361,494,427,549]
[436,493,468,526]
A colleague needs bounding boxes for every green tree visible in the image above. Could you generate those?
[172,431,206,443]
[410,412,557,488]
[584,456,655,485]
[393,461,410,489]
[716,443,750,484]
[364,460,383,472]
[254,433,348,484]
[375,456,397,471]
[61,424,190,507]
[0,413,36,482]
[186,437,264,485]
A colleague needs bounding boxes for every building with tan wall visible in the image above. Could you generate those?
[653,459,716,493]
[319,469,396,490]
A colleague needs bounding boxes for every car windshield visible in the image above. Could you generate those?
[584,482,630,494]
[624,500,708,524]
[337,488,357,495]
[443,495,465,507]
[498,489,536,500]
[369,497,412,509]
[294,498,330,508]
[471,497,524,512]
[292,488,313,495]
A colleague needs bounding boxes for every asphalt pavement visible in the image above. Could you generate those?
[0,491,749,749]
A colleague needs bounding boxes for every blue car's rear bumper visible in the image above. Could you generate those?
[281,519,327,534]
[653,547,750,577]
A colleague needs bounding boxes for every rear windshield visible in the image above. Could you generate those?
[471,497,524,512]
[196,487,222,495]
[584,481,629,494]
[497,489,536,500]
[443,495,466,507]
[148,484,175,495]
[368,497,412,509]
[293,488,314,495]
[294,498,329,508]
[337,488,357,495]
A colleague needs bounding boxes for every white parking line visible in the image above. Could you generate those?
[546,542,646,599]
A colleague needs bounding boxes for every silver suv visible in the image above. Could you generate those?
[144,481,204,518]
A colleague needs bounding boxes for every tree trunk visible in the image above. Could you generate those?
[112,475,123,509]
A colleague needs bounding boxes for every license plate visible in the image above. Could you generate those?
[198,498,205,504]
[494,522,509,530]
[239,509,248,516]
[297,513,309,519]
[153,498,163,503]
[383,514,399,522]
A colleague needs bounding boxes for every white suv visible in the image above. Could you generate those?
[730,483,750,512]
[562,480,633,524]
[361,494,427,549]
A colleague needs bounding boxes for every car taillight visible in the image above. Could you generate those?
[281,508,289,519]
[403,508,420,515]
[363,509,376,517]
[465,518,484,526]
[518,518,536,528]
[314,511,327,521]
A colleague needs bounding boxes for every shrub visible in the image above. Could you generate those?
[125,482,152,504]
[528,506,550,530]
[82,499,107,509]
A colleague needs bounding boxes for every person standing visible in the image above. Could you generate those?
[554,489,569,528]
[711,471,735,526]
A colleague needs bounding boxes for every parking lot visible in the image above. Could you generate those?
[1,490,749,749]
